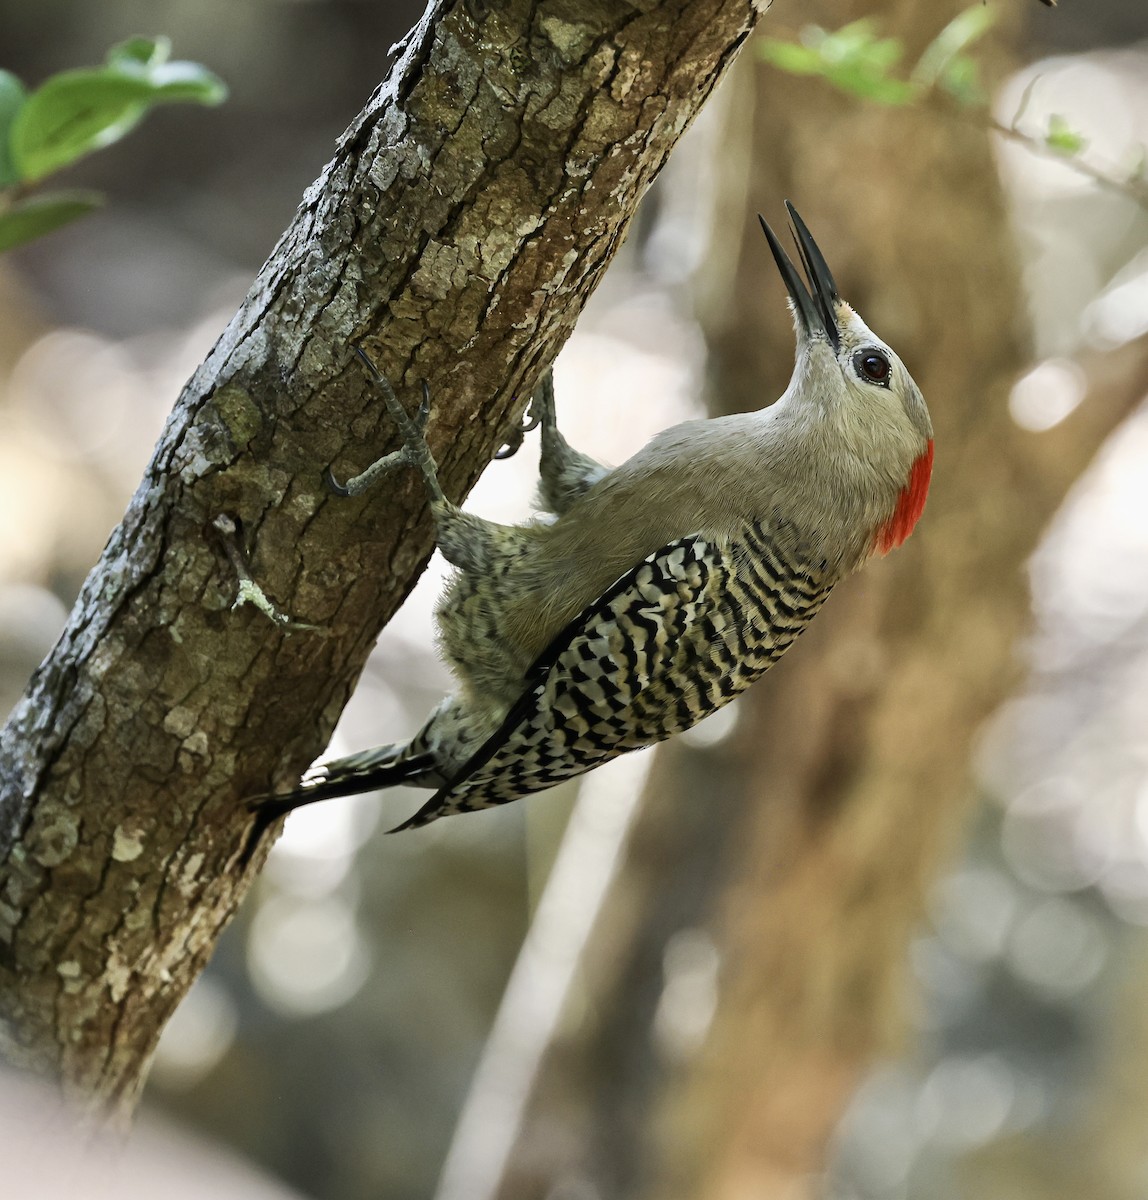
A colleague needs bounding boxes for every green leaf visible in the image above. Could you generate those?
[9,53,227,182]
[817,20,880,61]
[143,60,228,104]
[937,55,984,107]
[913,5,998,91]
[0,188,103,253]
[1046,114,1087,156]
[104,38,226,104]
[825,63,915,105]
[0,69,27,186]
[758,40,827,76]
[760,21,914,107]
[10,69,153,180]
[813,19,904,73]
[860,36,906,74]
[106,35,172,70]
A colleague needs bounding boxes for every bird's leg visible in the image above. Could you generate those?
[326,349,444,502]
[532,368,609,516]
[332,347,508,576]
[531,367,558,438]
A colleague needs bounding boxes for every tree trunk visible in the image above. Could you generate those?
[0,0,762,1122]
[478,5,1148,1198]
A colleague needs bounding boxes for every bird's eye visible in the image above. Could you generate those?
[854,349,891,387]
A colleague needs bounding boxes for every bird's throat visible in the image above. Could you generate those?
[875,440,934,555]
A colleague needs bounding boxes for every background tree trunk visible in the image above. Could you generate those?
[0,0,762,1122]
[475,4,1148,1197]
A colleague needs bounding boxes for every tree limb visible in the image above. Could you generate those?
[0,0,761,1120]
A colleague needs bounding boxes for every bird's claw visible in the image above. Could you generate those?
[324,446,416,498]
[494,403,543,460]
[323,465,353,497]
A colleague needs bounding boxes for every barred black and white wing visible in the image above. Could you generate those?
[393,526,834,830]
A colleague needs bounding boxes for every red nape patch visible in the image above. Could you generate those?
[875,440,934,556]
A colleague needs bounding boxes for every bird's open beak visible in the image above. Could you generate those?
[758,201,840,351]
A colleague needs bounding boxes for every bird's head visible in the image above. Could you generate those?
[758,203,934,556]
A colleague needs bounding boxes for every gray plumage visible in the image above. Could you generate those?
[250,203,933,839]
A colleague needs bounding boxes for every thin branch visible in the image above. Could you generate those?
[989,115,1148,209]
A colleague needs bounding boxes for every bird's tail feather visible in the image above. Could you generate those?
[240,742,439,865]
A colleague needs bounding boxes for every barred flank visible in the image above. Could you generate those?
[406,523,834,824]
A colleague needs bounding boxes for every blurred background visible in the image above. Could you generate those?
[2,1,1148,1198]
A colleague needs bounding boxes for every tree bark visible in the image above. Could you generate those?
[480,5,1148,1198]
[0,0,762,1121]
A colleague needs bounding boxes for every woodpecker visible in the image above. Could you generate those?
[249,203,933,840]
